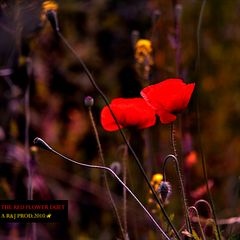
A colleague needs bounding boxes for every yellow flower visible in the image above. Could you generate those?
[152,173,163,183]
[41,1,59,24]
[135,39,152,53]
[42,0,58,12]
[147,173,164,211]
[135,39,153,65]
[150,173,163,192]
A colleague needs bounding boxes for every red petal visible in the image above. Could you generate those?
[141,79,195,118]
[100,98,156,131]
[156,108,176,124]
[182,83,195,109]
[100,105,124,131]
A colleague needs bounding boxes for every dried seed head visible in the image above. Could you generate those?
[158,181,172,203]
[131,30,140,47]
[84,96,94,108]
[110,161,122,175]
[175,4,182,21]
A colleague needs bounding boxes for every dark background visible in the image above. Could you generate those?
[0,0,239,239]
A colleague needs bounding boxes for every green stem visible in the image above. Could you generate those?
[35,137,171,239]
[163,154,192,235]
[196,101,222,240]
[194,199,213,219]
[171,123,178,158]
[57,31,181,240]
[195,0,207,69]
[194,0,221,238]
[188,206,206,240]
[173,3,181,77]
[122,146,129,239]
[88,107,126,240]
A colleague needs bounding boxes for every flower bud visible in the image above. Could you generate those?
[158,181,172,203]
[175,4,182,21]
[110,162,122,175]
[84,96,94,108]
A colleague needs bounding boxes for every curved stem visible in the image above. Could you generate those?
[42,144,171,239]
[88,107,126,239]
[57,31,180,239]
[195,0,207,69]
[194,1,221,237]
[163,154,192,235]
[194,199,213,218]
[188,206,206,240]
[196,100,222,240]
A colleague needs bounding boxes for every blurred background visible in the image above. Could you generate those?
[0,0,240,239]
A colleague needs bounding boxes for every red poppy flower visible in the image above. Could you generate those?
[140,79,195,124]
[101,98,156,131]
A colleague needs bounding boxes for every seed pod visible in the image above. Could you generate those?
[84,96,94,108]
[158,181,172,203]
[110,161,122,176]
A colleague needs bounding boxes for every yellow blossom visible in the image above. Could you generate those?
[135,39,153,65]
[147,173,164,212]
[151,173,163,184]
[42,1,58,12]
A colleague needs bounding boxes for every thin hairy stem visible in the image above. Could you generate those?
[34,138,171,239]
[188,206,206,240]
[24,58,36,240]
[196,102,222,240]
[194,199,213,217]
[88,107,126,239]
[118,145,139,240]
[115,145,129,239]
[116,145,129,239]
[171,123,178,158]
[16,1,34,236]
[195,0,207,69]
[56,151,170,239]
[25,60,33,201]
[163,154,192,235]
[32,223,37,240]
[57,31,181,239]
[24,61,36,240]
[24,75,33,240]
[14,0,32,201]
[173,3,182,77]
[194,1,221,238]
[121,145,129,239]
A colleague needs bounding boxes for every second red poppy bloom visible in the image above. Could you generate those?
[140,79,195,124]
[101,98,156,131]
